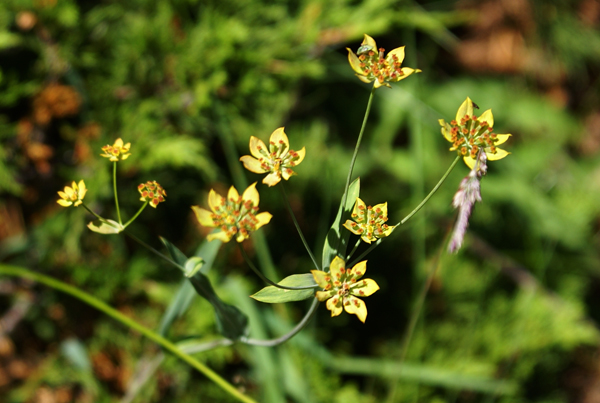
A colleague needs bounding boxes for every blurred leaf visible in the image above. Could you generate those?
[184,257,204,278]
[160,237,248,340]
[250,274,317,303]
[87,219,123,234]
[322,177,360,269]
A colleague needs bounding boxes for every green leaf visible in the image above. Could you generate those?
[321,177,360,270]
[159,237,248,340]
[250,274,317,303]
[87,219,123,234]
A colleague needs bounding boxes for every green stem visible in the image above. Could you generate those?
[238,244,317,291]
[124,201,148,228]
[349,239,381,267]
[346,238,361,262]
[279,183,320,270]
[241,297,320,347]
[396,155,461,226]
[81,203,105,222]
[113,162,122,225]
[0,264,257,403]
[337,86,376,252]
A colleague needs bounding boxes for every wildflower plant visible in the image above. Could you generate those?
[44,33,512,403]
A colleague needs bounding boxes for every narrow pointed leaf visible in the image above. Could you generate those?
[322,178,360,269]
[250,274,317,303]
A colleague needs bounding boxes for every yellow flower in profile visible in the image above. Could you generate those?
[192,182,272,243]
[239,127,305,187]
[138,181,167,208]
[439,97,511,169]
[57,180,87,207]
[311,257,379,323]
[347,34,421,88]
[100,138,131,162]
[343,198,395,244]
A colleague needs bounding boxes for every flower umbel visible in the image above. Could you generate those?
[448,151,487,253]
[239,127,306,187]
[57,180,87,207]
[311,257,379,323]
[439,97,511,169]
[343,198,395,243]
[138,181,167,208]
[192,182,272,243]
[347,34,421,89]
[100,138,131,162]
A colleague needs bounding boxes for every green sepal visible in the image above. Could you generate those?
[160,237,248,340]
[250,274,317,303]
[87,219,124,234]
[322,177,360,269]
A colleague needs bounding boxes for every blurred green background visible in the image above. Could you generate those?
[2,0,600,402]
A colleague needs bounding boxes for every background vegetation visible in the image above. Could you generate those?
[1,0,600,402]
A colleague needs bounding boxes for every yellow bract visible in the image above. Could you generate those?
[343,198,396,243]
[100,138,131,162]
[192,182,272,243]
[57,180,87,207]
[439,97,512,168]
[311,256,379,323]
[347,34,421,88]
[239,127,305,187]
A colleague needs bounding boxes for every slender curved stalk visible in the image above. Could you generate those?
[240,297,320,347]
[124,230,182,270]
[238,244,317,291]
[82,203,105,222]
[279,183,320,270]
[113,162,122,225]
[346,238,361,262]
[337,86,376,252]
[0,264,257,403]
[124,201,148,228]
[396,155,460,226]
[349,239,381,267]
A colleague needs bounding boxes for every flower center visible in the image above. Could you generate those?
[448,115,500,159]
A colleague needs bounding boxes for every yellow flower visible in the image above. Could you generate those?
[100,138,131,162]
[343,198,396,244]
[311,257,379,323]
[347,34,421,89]
[239,127,306,187]
[192,182,272,243]
[57,180,87,207]
[439,97,512,169]
[138,181,167,208]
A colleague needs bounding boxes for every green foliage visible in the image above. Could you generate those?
[251,273,317,303]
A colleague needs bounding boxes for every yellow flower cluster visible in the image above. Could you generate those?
[343,198,395,244]
[138,181,167,208]
[57,180,87,207]
[100,138,131,162]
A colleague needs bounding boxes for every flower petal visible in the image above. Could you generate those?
[362,34,377,49]
[356,74,373,84]
[294,147,306,165]
[208,189,222,212]
[192,206,215,227]
[330,256,345,279]
[342,220,362,235]
[207,230,232,243]
[227,186,240,202]
[350,260,367,279]
[57,199,72,207]
[486,147,510,161]
[494,134,512,145]
[326,297,343,317]
[249,136,267,159]
[386,46,405,64]
[316,290,333,302]
[463,155,476,169]
[353,278,379,297]
[478,109,494,127]
[311,270,330,289]
[373,202,387,217]
[242,182,259,205]
[269,127,289,150]
[347,49,365,75]
[456,97,474,122]
[439,120,453,142]
[344,295,368,323]
[240,156,268,174]
[353,197,366,218]
[254,212,272,229]
[394,67,421,81]
[114,138,123,148]
[262,171,281,187]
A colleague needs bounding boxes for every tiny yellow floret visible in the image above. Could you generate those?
[57,180,87,207]
[100,138,131,162]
